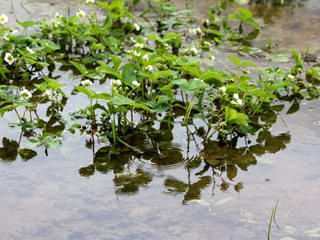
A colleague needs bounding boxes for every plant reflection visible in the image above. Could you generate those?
[78,121,291,203]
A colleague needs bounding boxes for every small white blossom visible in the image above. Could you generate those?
[20,88,32,100]
[209,55,215,63]
[202,19,210,26]
[134,42,144,49]
[236,98,243,105]
[231,93,243,106]
[81,79,92,87]
[132,50,141,57]
[143,54,149,61]
[145,65,153,71]
[132,80,140,87]
[189,27,202,35]
[133,23,140,31]
[111,79,122,87]
[0,14,9,25]
[77,9,86,18]
[86,0,95,3]
[26,47,35,54]
[219,86,226,93]
[163,43,169,49]
[42,90,52,100]
[4,52,15,65]
[190,47,198,55]
[231,99,243,106]
[55,12,63,19]
[287,74,295,80]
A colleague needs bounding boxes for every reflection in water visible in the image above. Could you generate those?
[77,119,291,203]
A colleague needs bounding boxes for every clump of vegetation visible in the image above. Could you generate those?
[0,0,318,160]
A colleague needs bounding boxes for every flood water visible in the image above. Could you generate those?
[0,0,320,239]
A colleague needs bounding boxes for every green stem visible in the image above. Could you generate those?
[184,93,196,123]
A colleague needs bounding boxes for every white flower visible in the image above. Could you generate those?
[132,80,140,87]
[55,12,63,19]
[42,90,52,100]
[86,0,95,3]
[143,54,149,61]
[145,65,153,71]
[189,28,197,35]
[189,27,202,35]
[287,74,294,80]
[236,98,243,105]
[132,50,141,57]
[20,88,32,100]
[202,19,210,26]
[163,43,169,49]
[3,33,9,41]
[77,9,86,18]
[133,23,140,31]
[219,86,226,93]
[231,93,243,106]
[134,42,144,49]
[209,55,215,63]
[190,47,198,55]
[26,47,35,54]
[0,14,8,25]
[196,27,202,35]
[111,79,122,87]
[4,52,15,65]
[81,79,92,87]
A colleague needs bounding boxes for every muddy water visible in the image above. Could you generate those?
[0,0,320,239]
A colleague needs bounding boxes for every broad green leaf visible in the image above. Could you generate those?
[16,20,39,29]
[90,43,105,51]
[121,64,136,84]
[225,106,249,126]
[111,95,149,110]
[70,61,88,76]
[172,78,207,95]
[96,62,122,79]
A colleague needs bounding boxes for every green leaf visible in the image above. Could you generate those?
[121,64,136,84]
[16,20,39,29]
[70,61,88,76]
[96,62,122,79]
[225,106,249,126]
[90,43,105,51]
[172,78,207,95]
[111,95,149,110]
[228,55,241,67]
